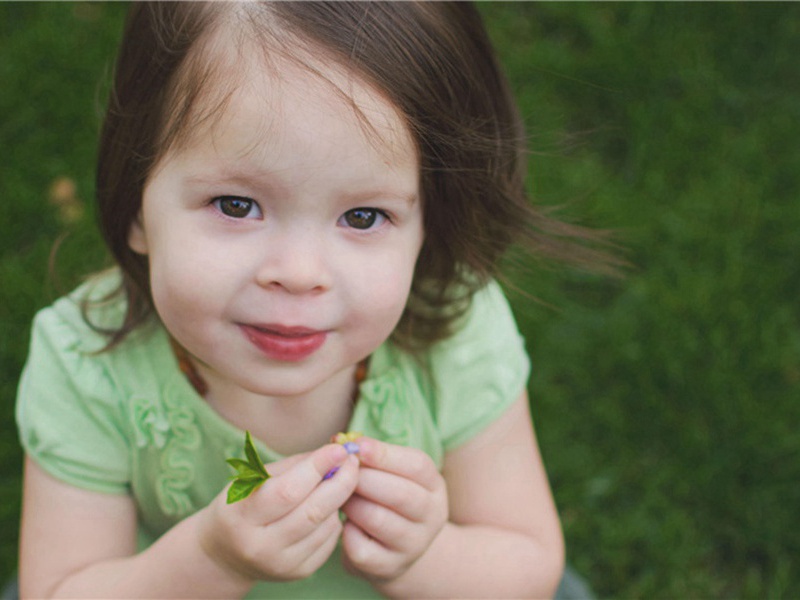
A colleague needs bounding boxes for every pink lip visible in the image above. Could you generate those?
[240,324,327,362]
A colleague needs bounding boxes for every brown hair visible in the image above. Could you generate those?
[93,1,616,351]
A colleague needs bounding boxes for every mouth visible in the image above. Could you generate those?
[252,324,322,337]
[240,323,328,362]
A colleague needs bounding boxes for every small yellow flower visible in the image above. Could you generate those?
[332,431,363,445]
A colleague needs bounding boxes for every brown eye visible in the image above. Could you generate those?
[341,208,386,230]
[213,196,261,219]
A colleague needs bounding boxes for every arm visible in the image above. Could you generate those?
[19,457,252,599]
[19,444,359,598]
[342,392,564,599]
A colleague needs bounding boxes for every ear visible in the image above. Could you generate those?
[127,212,149,255]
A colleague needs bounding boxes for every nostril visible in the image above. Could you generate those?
[253,246,327,291]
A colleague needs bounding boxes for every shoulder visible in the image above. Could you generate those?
[16,271,139,493]
[25,269,171,398]
[18,269,154,412]
[346,281,530,462]
[30,269,125,353]
[429,280,527,369]
[16,270,172,494]
[409,281,532,450]
[432,282,531,449]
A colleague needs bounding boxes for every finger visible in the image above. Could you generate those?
[292,515,345,579]
[353,467,430,523]
[341,520,398,581]
[259,451,309,478]
[273,454,360,544]
[278,511,344,578]
[342,494,413,552]
[243,443,350,523]
[356,438,442,492]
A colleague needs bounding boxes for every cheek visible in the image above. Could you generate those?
[352,254,416,321]
[372,277,411,313]
[149,267,206,332]
[146,241,227,334]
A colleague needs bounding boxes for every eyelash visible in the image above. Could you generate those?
[210,197,391,231]
[338,208,391,231]
[211,196,262,220]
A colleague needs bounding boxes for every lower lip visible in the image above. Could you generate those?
[240,325,327,362]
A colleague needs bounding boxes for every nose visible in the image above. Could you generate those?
[254,229,331,295]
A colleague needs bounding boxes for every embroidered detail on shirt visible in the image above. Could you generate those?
[358,369,412,447]
[157,377,202,516]
[130,396,170,449]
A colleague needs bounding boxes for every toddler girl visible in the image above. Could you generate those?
[16,2,602,598]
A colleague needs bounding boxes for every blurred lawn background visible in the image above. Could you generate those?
[1,3,799,598]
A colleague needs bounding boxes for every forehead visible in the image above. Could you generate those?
[160,24,417,173]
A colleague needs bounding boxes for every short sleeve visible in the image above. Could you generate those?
[430,281,531,450]
[16,299,131,494]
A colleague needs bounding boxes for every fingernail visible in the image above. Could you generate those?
[342,441,360,455]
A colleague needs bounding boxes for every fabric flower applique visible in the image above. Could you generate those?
[130,396,170,449]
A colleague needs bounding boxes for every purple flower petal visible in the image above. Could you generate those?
[323,466,340,481]
[342,441,360,455]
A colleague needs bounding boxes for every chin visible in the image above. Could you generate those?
[240,373,324,399]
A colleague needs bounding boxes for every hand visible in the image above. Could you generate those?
[197,443,359,584]
[340,438,448,584]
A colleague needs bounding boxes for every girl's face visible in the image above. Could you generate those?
[128,55,423,400]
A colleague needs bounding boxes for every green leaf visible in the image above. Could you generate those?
[226,479,265,504]
[244,431,269,478]
[225,431,271,504]
[226,458,265,480]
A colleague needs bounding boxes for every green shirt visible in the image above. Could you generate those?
[16,270,530,598]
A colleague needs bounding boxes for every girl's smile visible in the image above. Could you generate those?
[127,49,423,425]
[240,324,328,362]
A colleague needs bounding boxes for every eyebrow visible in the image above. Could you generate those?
[183,170,270,188]
[345,189,420,208]
[184,170,419,207]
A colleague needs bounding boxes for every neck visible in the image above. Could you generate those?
[200,364,358,456]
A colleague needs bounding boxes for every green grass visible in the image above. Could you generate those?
[1,1,129,579]
[2,3,799,598]
[483,4,800,598]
